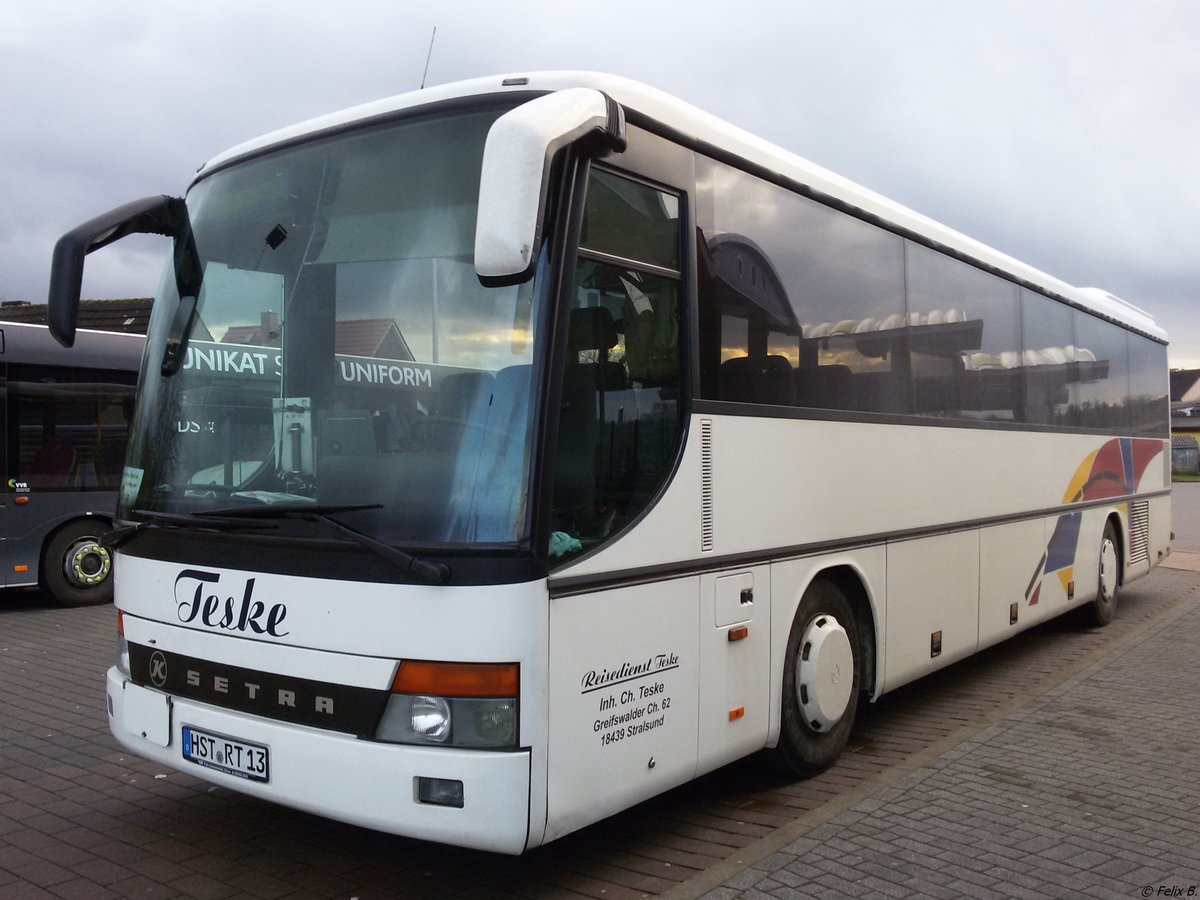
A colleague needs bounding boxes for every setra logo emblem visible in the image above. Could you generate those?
[149,651,169,687]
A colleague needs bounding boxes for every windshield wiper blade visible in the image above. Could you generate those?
[195,504,449,584]
[195,503,382,519]
[103,509,278,550]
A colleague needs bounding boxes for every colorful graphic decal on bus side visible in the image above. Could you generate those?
[1025,437,1161,606]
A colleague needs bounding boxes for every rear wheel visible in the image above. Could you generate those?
[42,519,114,607]
[772,579,861,776]
[1083,519,1121,627]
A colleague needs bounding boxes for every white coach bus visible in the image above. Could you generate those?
[48,73,1169,853]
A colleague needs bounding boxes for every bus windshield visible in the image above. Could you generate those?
[122,105,543,546]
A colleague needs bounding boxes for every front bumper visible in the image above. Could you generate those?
[106,667,532,853]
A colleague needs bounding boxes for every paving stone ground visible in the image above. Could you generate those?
[2,558,1198,898]
[693,562,1200,899]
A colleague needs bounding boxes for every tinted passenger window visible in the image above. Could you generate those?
[1128,334,1168,435]
[1072,311,1130,429]
[692,156,1166,437]
[696,157,905,413]
[1021,290,1076,427]
[5,364,134,491]
[905,244,1021,421]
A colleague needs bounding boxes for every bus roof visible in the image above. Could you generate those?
[199,72,1166,342]
[0,320,144,370]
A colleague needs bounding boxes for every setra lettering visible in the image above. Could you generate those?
[178,668,332,713]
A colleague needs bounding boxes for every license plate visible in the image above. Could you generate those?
[182,725,270,782]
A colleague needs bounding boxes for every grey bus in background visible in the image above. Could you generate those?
[0,321,141,605]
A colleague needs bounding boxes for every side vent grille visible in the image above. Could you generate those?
[700,419,714,552]
[1129,501,1150,565]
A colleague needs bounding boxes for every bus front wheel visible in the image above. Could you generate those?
[42,519,114,608]
[772,579,861,776]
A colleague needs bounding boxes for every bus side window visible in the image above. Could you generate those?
[9,364,135,491]
[696,155,906,414]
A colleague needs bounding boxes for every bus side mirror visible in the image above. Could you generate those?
[474,88,626,286]
[48,195,192,347]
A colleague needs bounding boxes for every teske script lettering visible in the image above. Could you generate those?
[175,569,289,637]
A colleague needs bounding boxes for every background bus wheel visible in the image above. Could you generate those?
[42,519,114,607]
[1083,519,1121,628]
[772,579,861,776]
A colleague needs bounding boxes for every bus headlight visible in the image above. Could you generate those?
[410,695,451,742]
[116,610,131,678]
[474,697,518,745]
[375,661,519,749]
[117,635,131,678]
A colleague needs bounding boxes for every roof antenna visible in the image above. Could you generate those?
[420,27,437,89]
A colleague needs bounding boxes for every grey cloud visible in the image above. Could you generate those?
[3,0,1196,363]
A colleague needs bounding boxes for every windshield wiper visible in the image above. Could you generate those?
[197,503,380,518]
[103,509,278,550]
[194,504,449,584]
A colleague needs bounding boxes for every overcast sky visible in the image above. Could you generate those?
[3,1,1197,365]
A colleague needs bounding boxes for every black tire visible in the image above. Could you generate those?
[771,579,862,776]
[41,519,114,608]
[1083,519,1121,628]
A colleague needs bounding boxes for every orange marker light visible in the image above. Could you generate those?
[14,496,29,505]
[391,660,519,698]
[729,707,745,721]
[13,564,28,573]
[728,625,749,642]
